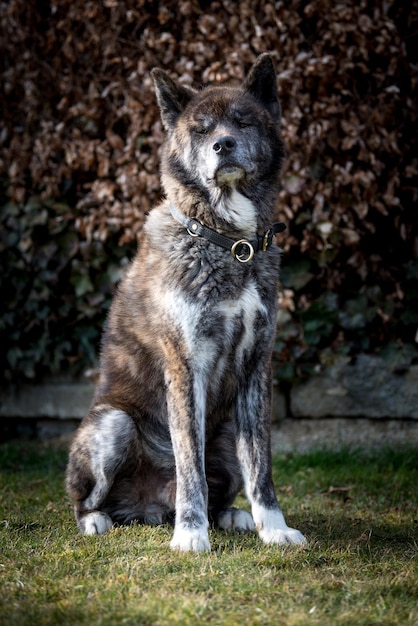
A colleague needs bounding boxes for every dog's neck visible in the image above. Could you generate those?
[166,187,267,240]
[169,202,286,264]
[161,164,279,236]
[207,188,258,237]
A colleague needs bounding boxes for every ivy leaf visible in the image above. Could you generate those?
[379,342,417,372]
[280,261,314,290]
[70,272,94,297]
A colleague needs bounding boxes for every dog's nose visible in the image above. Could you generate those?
[213,136,236,154]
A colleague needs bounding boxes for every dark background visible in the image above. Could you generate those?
[1,0,417,384]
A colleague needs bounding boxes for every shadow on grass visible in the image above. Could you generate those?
[1,439,416,558]
[1,440,417,626]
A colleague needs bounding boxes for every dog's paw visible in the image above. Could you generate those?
[259,526,307,545]
[170,526,211,552]
[217,508,255,533]
[78,511,113,535]
[253,507,307,546]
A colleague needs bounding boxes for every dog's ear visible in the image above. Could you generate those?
[243,54,281,123]
[151,69,196,131]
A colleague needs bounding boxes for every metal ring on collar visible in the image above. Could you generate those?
[187,222,200,237]
[230,239,255,263]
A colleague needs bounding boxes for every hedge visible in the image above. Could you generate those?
[1,0,417,383]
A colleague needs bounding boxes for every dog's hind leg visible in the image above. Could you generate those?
[216,508,255,532]
[206,420,255,533]
[66,405,138,535]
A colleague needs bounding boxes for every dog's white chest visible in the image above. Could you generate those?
[162,280,267,375]
[214,281,267,361]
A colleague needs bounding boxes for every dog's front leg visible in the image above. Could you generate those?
[236,366,306,546]
[165,353,210,552]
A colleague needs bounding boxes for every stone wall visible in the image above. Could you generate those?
[290,355,418,420]
[1,355,417,448]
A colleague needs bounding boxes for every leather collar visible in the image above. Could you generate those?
[169,203,286,264]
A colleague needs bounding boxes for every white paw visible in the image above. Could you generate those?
[259,526,307,545]
[79,511,113,535]
[170,526,211,552]
[217,508,255,532]
[253,506,307,546]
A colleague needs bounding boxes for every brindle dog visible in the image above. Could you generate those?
[66,54,306,552]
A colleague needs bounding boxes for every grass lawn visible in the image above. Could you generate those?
[0,437,416,626]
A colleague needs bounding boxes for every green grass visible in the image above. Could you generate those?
[0,439,417,626]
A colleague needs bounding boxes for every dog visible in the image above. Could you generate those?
[65,54,306,552]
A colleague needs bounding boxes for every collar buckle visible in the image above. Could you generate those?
[262,228,272,252]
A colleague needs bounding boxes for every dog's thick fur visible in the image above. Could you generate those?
[65,54,306,551]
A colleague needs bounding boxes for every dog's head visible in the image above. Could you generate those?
[152,54,284,230]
